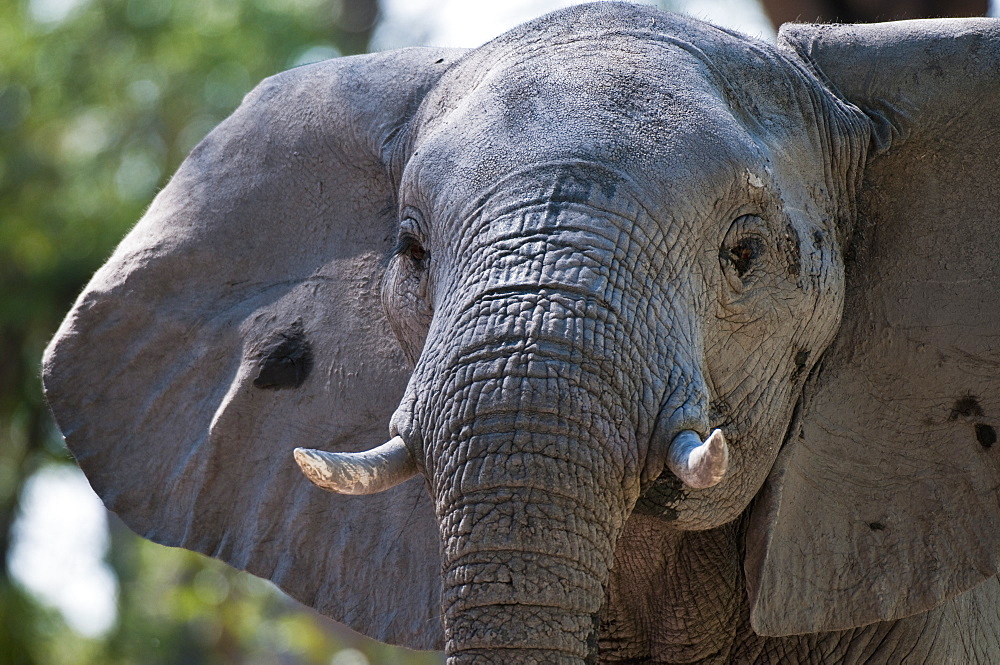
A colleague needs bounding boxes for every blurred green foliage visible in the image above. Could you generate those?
[0,0,442,662]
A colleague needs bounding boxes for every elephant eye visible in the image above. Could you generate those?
[407,241,427,262]
[720,215,768,289]
[395,233,428,265]
[727,238,761,277]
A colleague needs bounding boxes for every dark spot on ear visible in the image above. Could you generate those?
[868,521,886,531]
[813,230,824,248]
[975,424,996,449]
[791,349,810,380]
[253,321,313,390]
[434,58,444,64]
[949,395,984,421]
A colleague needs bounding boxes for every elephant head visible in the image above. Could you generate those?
[43,4,1000,663]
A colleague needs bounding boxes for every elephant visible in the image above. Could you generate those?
[42,3,1000,663]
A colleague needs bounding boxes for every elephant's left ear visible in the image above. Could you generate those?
[747,19,1000,636]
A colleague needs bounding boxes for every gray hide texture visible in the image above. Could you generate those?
[42,2,1000,661]
[747,19,1000,636]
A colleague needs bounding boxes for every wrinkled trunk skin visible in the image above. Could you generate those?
[434,374,634,664]
[416,295,645,664]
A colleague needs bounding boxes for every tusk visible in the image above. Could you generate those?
[666,428,729,490]
[293,435,418,495]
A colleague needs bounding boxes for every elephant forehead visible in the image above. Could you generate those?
[403,18,852,237]
[408,59,774,221]
[431,43,747,161]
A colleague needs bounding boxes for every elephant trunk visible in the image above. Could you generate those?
[435,408,630,664]
[442,502,609,663]
[417,321,641,663]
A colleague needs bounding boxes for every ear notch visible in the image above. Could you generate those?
[43,48,465,648]
[747,19,1000,636]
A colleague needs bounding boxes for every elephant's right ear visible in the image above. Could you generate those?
[747,19,1000,637]
[42,48,465,649]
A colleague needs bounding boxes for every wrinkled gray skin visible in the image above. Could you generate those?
[42,4,1000,664]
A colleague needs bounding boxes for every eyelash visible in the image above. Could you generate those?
[394,233,428,264]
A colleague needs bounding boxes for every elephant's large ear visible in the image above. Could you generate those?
[747,19,1000,636]
[42,48,465,649]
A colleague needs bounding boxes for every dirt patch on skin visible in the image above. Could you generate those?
[949,394,984,421]
[784,223,802,279]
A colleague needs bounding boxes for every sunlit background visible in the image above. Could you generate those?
[2,0,994,663]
